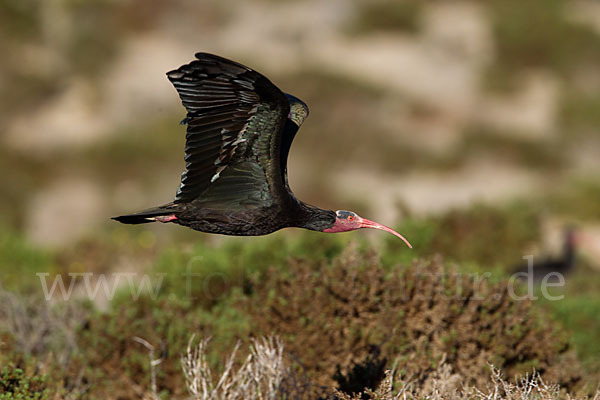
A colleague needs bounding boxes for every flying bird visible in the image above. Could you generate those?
[113,53,412,248]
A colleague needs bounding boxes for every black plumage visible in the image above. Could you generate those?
[113,53,412,246]
[114,53,334,235]
[512,228,577,282]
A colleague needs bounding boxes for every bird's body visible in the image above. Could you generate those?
[512,228,577,282]
[113,53,411,247]
[150,199,334,236]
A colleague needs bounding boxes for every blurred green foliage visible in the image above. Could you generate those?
[460,127,567,171]
[63,0,120,77]
[1,195,600,397]
[381,201,541,270]
[547,179,600,221]
[549,177,600,222]
[78,115,184,185]
[0,232,58,294]
[487,0,600,91]
[545,272,600,372]
[0,366,50,400]
[348,0,422,35]
[0,150,46,229]
[561,90,600,134]
[0,0,41,40]
[144,230,353,311]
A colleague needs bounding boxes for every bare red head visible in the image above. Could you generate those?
[323,210,412,248]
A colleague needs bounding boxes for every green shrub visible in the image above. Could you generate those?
[0,365,50,400]
[0,233,58,294]
[239,248,583,395]
[73,232,349,398]
[1,223,593,398]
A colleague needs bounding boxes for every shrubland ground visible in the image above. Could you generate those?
[2,194,600,398]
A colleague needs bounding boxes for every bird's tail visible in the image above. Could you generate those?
[112,206,179,225]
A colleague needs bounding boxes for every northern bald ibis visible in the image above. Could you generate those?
[513,228,577,282]
[113,53,411,248]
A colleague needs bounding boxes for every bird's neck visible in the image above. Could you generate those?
[562,239,576,268]
[293,201,336,232]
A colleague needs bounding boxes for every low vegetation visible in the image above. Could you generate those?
[1,223,597,398]
[176,336,600,400]
[239,250,582,395]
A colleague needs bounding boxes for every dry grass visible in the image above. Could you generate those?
[181,335,600,400]
[335,364,600,400]
[0,285,84,366]
[181,336,285,400]
[0,285,89,398]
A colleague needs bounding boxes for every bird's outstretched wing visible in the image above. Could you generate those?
[167,53,291,207]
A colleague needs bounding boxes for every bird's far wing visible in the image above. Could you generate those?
[167,53,290,206]
[280,94,309,190]
[285,93,310,128]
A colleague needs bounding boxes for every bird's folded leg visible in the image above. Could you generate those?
[155,214,178,223]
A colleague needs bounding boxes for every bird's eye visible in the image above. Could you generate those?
[348,216,354,221]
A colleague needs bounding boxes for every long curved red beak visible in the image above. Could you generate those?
[359,218,412,248]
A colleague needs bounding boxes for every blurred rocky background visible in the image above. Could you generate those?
[1,0,598,247]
